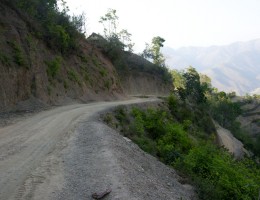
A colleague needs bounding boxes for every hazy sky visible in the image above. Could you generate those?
[65,0,260,52]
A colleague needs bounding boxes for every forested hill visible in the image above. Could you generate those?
[0,0,171,112]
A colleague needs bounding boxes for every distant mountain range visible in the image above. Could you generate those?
[163,39,260,95]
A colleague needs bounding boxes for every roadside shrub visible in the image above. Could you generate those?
[132,135,157,155]
[10,0,85,54]
[99,68,108,77]
[46,56,62,78]
[47,25,70,53]
[130,109,145,136]
[176,144,260,200]
[157,123,192,164]
[8,41,27,68]
[68,69,81,85]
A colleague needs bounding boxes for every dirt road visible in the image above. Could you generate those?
[0,98,195,200]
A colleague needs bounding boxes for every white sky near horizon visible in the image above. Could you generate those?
[64,0,260,53]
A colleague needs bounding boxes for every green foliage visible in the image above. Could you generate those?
[118,29,134,52]
[206,90,258,153]
[168,94,215,136]
[68,69,81,85]
[103,35,125,62]
[8,41,27,68]
[130,108,145,135]
[176,144,260,200]
[99,8,134,52]
[208,91,241,128]
[105,95,260,200]
[133,136,157,155]
[0,52,11,66]
[157,123,192,164]
[142,36,166,67]
[170,69,185,89]
[99,8,119,39]
[11,0,86,54]
[115,106,128,125]
[181,67,206,104]
[99,68,108,77]
[47,24,70,53]
[46,56,62,78]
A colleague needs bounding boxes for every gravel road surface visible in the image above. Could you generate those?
[0,98,195,200]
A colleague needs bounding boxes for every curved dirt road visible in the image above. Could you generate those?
[0,98,195,200]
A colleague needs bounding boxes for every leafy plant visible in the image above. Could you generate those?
[9,41,27,68]
[104,97,260,200]
[68,69,81,85]
[99,68,108,77]
[11,0,85,54]
[46,56,62,78]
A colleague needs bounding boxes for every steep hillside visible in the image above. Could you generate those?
[88,33,172,96]
[163,39,260,95]
[0,1,171,112]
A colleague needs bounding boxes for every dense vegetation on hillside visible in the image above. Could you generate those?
[90,9,172,84]
[104,67,260,199]
[6,0,86,54]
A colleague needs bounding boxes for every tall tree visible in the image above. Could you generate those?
[118,29,134,52]
[99,8,134,52]
[99,8,119,39]
[180,67,206,104]
[142,36,166,67]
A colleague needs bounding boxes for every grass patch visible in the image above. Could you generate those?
[45,56,62,79]
[8,41,27,68]
[99,68,108,77]
[92,56,102,67]
[68,69,81,85]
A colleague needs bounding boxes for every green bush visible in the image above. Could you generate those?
[9,41,27,67]
[47,25,70,53]
[130,109,145,136]
[46,56,62,78]
[176,144,260,200]
[132,136,157,155]
[157,123,192,164]
[99,68,108,77]
[10,0,85,54]
[68,69,81,85]
[109,101,260,200]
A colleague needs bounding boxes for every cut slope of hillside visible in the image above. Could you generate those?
[0,1,125,112]
[163,39,260,95]
[214,121,247,159]
[0,1,172,112]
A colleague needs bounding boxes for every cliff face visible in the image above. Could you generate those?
[120,71,171,96]
[116,52,172,96]
[0,2,171,112]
